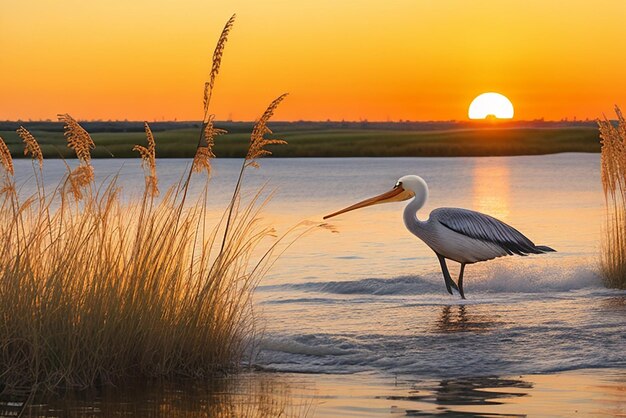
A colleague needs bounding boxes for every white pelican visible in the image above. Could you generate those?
[324,175,555,299]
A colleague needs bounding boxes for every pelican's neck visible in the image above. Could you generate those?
[403,188,428,232]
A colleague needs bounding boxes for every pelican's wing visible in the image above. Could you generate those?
[431,208,555,256]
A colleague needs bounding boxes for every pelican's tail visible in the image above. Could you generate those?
[535,245,556,253]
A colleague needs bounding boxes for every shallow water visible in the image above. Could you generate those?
[11,154,626,416]
[21,369,626,417]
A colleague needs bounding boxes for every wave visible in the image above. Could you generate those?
[260,334,357,357]
[260,262,603,296]
[277,276,440,295]
[256,325,626,377]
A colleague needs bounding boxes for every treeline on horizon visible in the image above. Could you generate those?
[0,119,601,159]
[0,119,599,133]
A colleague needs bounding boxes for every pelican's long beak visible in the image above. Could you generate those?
[323,185,414,219]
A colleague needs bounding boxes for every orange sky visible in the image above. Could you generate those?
[1,0,625,121]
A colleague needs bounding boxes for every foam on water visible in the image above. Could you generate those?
[256,262,625,378]
[469,260,603,293]
[259,261,604,298]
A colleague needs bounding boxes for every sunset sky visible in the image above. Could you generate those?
[1,0,625,122]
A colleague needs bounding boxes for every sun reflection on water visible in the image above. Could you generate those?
[472,159,511,221]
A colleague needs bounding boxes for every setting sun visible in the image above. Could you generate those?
[468,92,514,120]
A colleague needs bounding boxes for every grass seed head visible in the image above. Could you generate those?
[58,113,95,163]
[246,94,288,168]
[193,116,226,176]
[133,122,159,197]
[203,14,236,118]
[58,114,96,199]
[67,164,95,200]
[17,126,43,168]
[0,136,14,176]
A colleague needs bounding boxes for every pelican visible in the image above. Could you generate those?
[324,175,555,299]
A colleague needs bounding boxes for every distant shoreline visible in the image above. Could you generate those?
[1,121,600,158]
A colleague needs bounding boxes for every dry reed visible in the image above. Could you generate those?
[0,172,282,390]
[0,136,13,176]
[203,13,236,118]
[185,13,235,200]
[58,113,96,199]
[16,126,43,169]
[133,122,159,196]
[58,113,95,163]
[0,15,315,395]
[598,106,626,288]
[219,93,289,253]
[246,93,289,168]
[192,115,226,176]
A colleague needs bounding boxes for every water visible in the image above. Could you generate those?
[21,369,626,417]
[11,154,626,416]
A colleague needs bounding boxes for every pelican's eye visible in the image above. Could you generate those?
[395,181,402,188]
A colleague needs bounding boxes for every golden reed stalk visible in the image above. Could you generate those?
[16,126,43,169]
[58,113,96,199]
[219,93,288,253]
[58,113,95,163]
[133,122,159,197]
[598,106,626,288]
[246,93,289,167]
[0,136,13,176]
[192,115,226,176]
[203,13,236,119]
[182,14,235,201]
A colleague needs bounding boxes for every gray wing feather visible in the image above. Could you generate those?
[432,208,555,256]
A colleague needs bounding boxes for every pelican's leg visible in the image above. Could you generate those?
[457,263,466,300]
[436,253,459,295]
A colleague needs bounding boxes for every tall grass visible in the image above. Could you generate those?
[598,106,626,288]
[0,15,314,392]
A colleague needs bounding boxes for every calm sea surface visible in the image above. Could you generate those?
[12,154,626,416]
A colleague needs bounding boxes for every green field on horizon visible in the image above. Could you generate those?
[0,126,600,159]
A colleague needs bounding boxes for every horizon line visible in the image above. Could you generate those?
[0,118,600,124]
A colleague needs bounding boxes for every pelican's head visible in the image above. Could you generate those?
[323,175,427,219]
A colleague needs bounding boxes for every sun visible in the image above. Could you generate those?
[468,92,514,120]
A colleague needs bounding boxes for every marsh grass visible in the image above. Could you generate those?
[0,15,316,393]
[598,106,626,288]
[0,125,601,159]
[0,167,304,390]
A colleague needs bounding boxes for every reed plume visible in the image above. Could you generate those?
[58,114,95,199]
[219,94,288,253]
[203,13,236,118]
[133,122,159,197]
[598,105,626,288]
[58,113,95,162]
[16,126,43,168]
[0,136,13,176]
[192,115,226,176]
[182,14,236,203]
[246,93,289,168]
